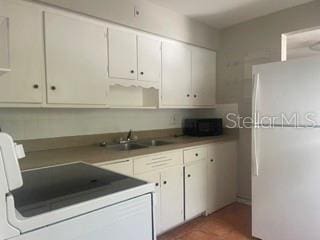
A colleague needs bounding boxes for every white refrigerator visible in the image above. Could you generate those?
[252,56,320,240]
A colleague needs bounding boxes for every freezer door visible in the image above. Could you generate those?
[253,56,320,126]
[252,127,320,240]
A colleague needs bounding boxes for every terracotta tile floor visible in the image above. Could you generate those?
[158,203,252,240]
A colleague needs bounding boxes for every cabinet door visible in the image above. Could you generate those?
[137,36,161,82]
[191,47,216,106]
[161,41,191,106]
[207,141,237,213]
[108,28,137,80]
[185,160,207,220]
[160,166,184,233]
[0,1,43,103]
[44,12,108,105]
[99,159,133,176]
[135,171,161,234]
[206,153,218,214]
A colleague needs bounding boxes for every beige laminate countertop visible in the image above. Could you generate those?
[20,134,237,171]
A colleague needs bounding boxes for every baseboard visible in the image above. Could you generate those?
[237,196,252,205]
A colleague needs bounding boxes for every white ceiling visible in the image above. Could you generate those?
[146,0,314,29]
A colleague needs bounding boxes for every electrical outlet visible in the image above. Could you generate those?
[134,6,141,17]
[170,114,178,126]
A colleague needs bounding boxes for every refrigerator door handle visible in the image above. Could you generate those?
[252,73,259,176]
[252,127,259,176]
[252,73,259,124]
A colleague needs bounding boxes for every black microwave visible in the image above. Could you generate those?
[183,119,223,137]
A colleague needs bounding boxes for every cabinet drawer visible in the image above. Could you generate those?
[134,150,183,174]
[184,146,207,164]
[98,159,133,176]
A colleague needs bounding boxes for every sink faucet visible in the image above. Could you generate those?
[120,129,136,144]
[127,129,132,141]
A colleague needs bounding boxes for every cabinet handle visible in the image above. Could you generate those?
[194,94,197,98]
[210,159,214,162]
[187,94,190,97]
[140,72,144,75]
[163,181,167,185]
[130,70,135,74]
[155,183,159,187]
[195,153,199,157]
[33,84,39,89]
[51,86,56,91]
[187,174,191,178]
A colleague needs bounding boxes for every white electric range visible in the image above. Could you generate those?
[0,133,155,240]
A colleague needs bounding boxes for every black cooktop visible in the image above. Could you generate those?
[12,162,147,217]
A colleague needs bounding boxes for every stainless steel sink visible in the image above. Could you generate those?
[100,139,174,151]
[109,143,147,151]
[137,139,173,147]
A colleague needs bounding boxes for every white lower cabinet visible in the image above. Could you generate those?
[135,167,184,235]
[206,141,238,214]
[135,171,161,233]
[97,141,237,234]
[160,166,184,233]
[134,151,184,235]
[184,160,207,220]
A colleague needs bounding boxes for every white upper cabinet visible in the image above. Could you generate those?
[108,28,137,80]
[0,1,43,104]
[44,12,108,105]
[0,0,216,109]
[137,36,161,82]
[161,41,192,106]
[161,41,216,108]
[191,47,216,106]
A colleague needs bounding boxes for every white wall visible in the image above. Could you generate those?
[0,109,216,140]
[30,0,219,50]
[218,0,320,199]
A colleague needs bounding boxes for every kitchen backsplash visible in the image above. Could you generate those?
[0,104,238,140]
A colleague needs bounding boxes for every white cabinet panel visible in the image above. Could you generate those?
[160,166,184,233]
[99,159,133,176]
[207,141,237,214]
[137,36,161,82]
[191,47,216,106]
[184,160,207,220]
[161,41,191,106]
[134,150,183,175]
[183,146,207,164]
[44,12,108,105]
[0,1,43,103]
[206,153,218,214]
[108,28,137,80]
[135,171,161,234]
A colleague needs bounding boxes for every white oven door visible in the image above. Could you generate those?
[14,194,154,240]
